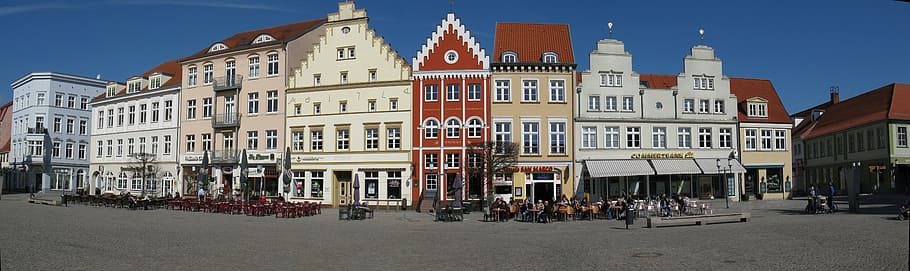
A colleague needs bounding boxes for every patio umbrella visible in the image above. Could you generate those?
[42,130,51,192]
[240,149,248,200]
[283,147,292,199]
[452,173,463,208]
[199,151,209,191]
[353,173,360,207]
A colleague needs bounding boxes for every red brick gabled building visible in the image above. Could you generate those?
[411,13,490,210]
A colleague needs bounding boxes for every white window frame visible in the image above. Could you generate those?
[424,119,439,139]
[522,121,540,154]
[699,128,712,149]
[446,84,460,101]
[744,129,757,151]
[494,80,510,102]
[424,85,439,102]
[581,127,597,149]
[365,128,379,150]
[652,127,667,149]
[678,127,692,149]
[719,128,732,149]
[600,72,622,87]
[467,84,481,101]
[549,122,566,154]
[522,79,538,102]
[626,127,640,148]
[445,118,461,138]
[249,56,260,78]
[621,96,634,112]
[549,80,565,102]
[587,95,600,111]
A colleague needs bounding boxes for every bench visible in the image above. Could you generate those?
[647,213,750,228]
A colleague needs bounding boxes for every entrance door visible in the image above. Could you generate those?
[334,171,352,207]
[534,182,554,203]
[222,172,232,195]
[224,95,235,123]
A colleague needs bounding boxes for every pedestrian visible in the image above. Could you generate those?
[197,187,206,201]
[808,184,818,213]
[828,182,837,212]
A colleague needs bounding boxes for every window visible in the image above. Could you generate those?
[425,174,438,190]
[774,129,787,150]
[139,104,147,124]
[203,64,213,84]
[542,52,558,63]
[626,127,640,148]
[267,54,279,76]
[365,128,379,150]
[131,173,142,191]
[878,128,886,149]
[467,84,481,101]
[582,127,597,148]
[116,139,123,157]
[139,137,147,154]
[494,122,512,145]
[364,171,378,199]
[522,80,538,102]
[292,131,304,151]
[106,140,113,157]
[467,119,482,138]
[339,101,347,113]
[719,128,732,149]
[97,111,104,129]
[244,131,258,150]
[699,99,710,113]
[683,99,695,113]
[744,129,757,150]
[313,103,321,114]
[266,130,278,150]
[66,119,74,134]
[78,144,87,160]
[857,132,865,152]
[867,130,875,150]
[54,117,62,133]
[588,96,600,111]
[387,128,401,149]
[699,128,712,148]
[389,99,398,111]
[267,90,278,113]
[336,129,349,150]
[150,76,161,89]
[80,97,88,110]
[366,100,376,112]
[387,171,402,199]
[368,70,377,82]
[164,100,173,121]
[550,122,566,154]
[67,96,75,108]
[164,135,172,154]
[714,100,725,114]
[36,115,46,130]
[748,103,767,117]
[446,153,460,168]
[898,127,908,147]
[652,127,667,149]
[760,129,772,150]
[117,173,127,190]
[313,74,321,86]
[187,100,197,119]
[340,72,348,84]
[446,84,460,101]
[37,93,45,105]
[522,122,539,154]
[247,92,259,114]
[848,133,856,153]
[201,133,211,152]
[425,153,438,169]
[600,73,622,87]
[127,138,134,155]
[249,56,260,78]
[446,119,461,138]
[310,171,324,198]
[468,153,482,169]
[424,119,439,138]
[502,52,517,63]
[188,67,197,86]
[65,143,73,159]
[311,130,323,151]
[494,80,510,102]
[202,98,212,118]
[55,94,63,107]
[605,96,617,111]
[79,120,87,135]
[96,141,103,157]
[151,102,159,122]
[424,84,438,101]
[693,76,715,90]
[128,106,136,125]
[445,51,459,63]
[678,127,692,148]
[622,96,634,111]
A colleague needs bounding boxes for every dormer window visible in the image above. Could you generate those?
[502,51,517,63]
[542,52,558,63]
[252,34,275,44]
[747,99,768,118]
[693,75,715,90]
[127,80,142,93]
[150,76,162,89]
[106,86,116,97]
[208,43,228,53]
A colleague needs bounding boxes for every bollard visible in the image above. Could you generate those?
[625,206,634,229]
[61,194,67,207]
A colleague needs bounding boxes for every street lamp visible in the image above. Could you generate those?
[716,158,731,208]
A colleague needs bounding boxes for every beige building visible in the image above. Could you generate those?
[490,23,576,203]
[286,2,412,207]
[178,18,327,198]
[731,78,793,200]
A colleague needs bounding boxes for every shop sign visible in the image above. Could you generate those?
[184,155,203,161]
[630,152,694,159]
[247,153,276,163]
[293,155,321,162]
[507,166,554,172]
[868,165,887,172]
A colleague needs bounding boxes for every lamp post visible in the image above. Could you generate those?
[848,161,861,213]
[716,158,731,208]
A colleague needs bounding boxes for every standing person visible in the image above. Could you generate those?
[197,187,206,201]
[828,182,837,212]
[808,184,818,213]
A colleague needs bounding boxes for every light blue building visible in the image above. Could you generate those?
[9,72,106,193]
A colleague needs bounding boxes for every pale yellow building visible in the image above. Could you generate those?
[731,78,793,200]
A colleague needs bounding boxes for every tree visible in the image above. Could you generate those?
[126,153,161,198]
[466,141,519,209]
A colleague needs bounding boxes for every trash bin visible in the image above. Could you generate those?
[625,206,634,229]
[401,198,407,210]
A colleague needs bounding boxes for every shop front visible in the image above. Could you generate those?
[503,164,570,204]
[583,158,745,201]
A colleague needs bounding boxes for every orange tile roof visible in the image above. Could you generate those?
[92,59,183,101]
[0,101,12,152]
[493,23,574,64]
[730,78,791,124]
[639,74,678,89]
[183,18,327,61]
[805,83,910,139]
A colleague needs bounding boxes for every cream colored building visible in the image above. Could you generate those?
[731,78,793,200]
[286,2,412,207]
[178,17,327,198]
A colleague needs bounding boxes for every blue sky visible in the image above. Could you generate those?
[1,0,908,114]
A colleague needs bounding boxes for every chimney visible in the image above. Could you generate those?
[829,86,840,104]
[96,74,102,80]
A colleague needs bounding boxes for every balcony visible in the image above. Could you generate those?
[211,149,239,164]
[213,75,243,92]
[212,113,241,129]
[27,127,47,135]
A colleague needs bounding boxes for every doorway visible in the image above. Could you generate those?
[533,182,554,203]
[334,171,352,207]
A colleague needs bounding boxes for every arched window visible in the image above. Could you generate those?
[76,169,85,189]
[252,34,275,44]
[424,119,439,139]
[118,172,128,190]
[542,52,558,63]
[446,118,461,138]
[502,51,517,63]
[131,172,142,191]
[208,43,228,53]
[105,172,114,191]
[467,118,483,138]
[162,172,174,195]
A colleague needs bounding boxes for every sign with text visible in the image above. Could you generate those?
[630,152,694,159]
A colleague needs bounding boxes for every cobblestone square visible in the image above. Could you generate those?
[0,194,907,271]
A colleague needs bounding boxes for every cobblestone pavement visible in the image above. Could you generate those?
[1,193,907,271]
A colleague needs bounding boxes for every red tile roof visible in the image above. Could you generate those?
[730,78,791,124]
[182,18,327,61]
[639,74,678,89]
[92,59,183,100]
[493,23,574,64]
[0,101,12,152]
[806,83,910,139]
